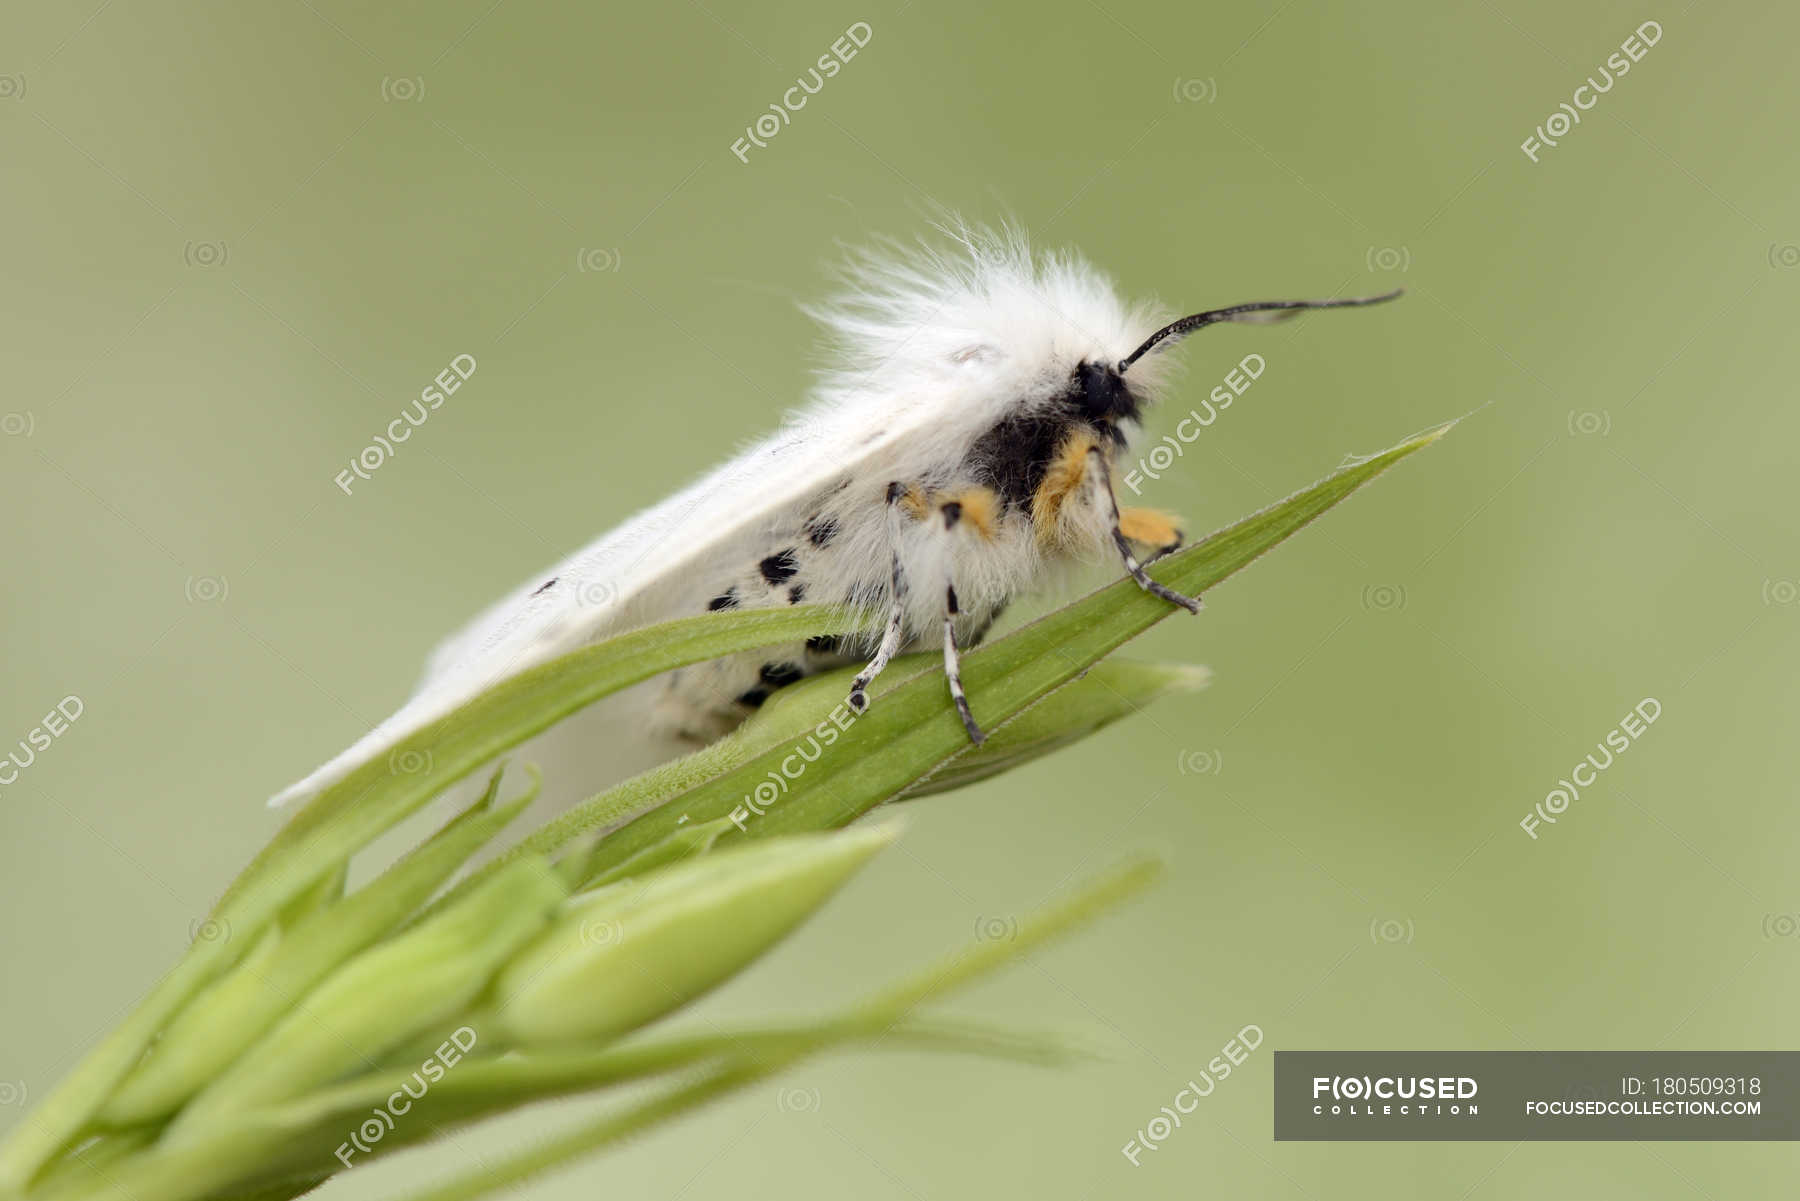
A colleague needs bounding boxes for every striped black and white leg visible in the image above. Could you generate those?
[941,581,985,745]
[847,483,913,713]
[937,500,986,744]
[1087,448,1203,614]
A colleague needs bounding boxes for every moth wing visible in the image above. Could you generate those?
[264,413,916,809]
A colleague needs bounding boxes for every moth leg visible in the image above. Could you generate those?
[1088,449,1203,613]
[938,499,987,745]
[1119,506,1185,566]
[1030,430,1102,550]
[1141,540,1182,568]
[846,482,914,714]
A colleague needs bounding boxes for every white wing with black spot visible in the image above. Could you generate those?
[266,412,926,809]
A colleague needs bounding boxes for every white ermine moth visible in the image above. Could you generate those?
[270,226,1398,810]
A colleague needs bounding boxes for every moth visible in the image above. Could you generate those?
[270,228,1398,809]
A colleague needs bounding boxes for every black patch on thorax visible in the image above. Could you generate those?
[967,411,1079,513]
[965,363,1139,512]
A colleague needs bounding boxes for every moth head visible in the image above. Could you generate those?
[1069,359,1142,426]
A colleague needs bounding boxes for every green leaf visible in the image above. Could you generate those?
[527,422,1455,876]
[885,657,1208,799]
[580,816,735,890]
[25,1128,155,1199]
[274,861,347,929]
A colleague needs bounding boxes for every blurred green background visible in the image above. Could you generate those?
[5,0,1798,1195]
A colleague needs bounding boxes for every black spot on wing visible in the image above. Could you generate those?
[736,687,769,708]
[532,577,558,596]
[707,587,739,612]
[759,550,800,585]
[788,583,806,604]
[759,661,805,688]
[806,634,842,655]
[804,514,839,546]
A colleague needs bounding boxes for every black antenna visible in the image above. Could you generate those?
[1118,288,1403,373]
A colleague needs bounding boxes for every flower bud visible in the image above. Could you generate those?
[490,824,896,1046]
